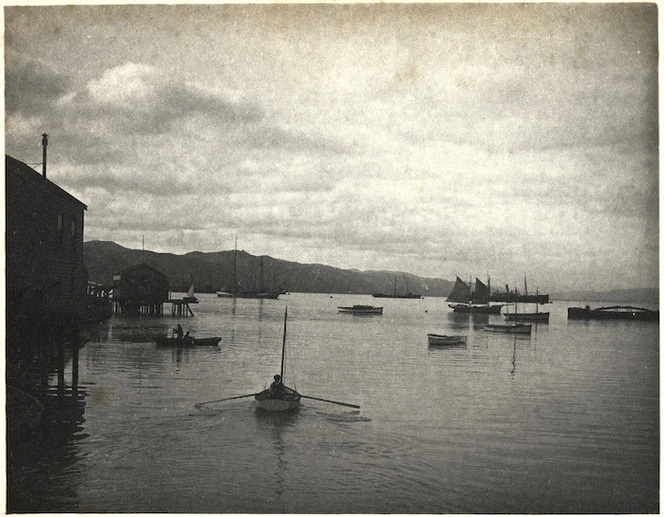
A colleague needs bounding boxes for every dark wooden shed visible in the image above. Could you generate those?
[6,154,88,335]
[112,263,169,315]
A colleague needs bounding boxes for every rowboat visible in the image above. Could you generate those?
[195,308,360,413]
[427,334,467,346]
[255,308,301,412]
[155,335,221,347]
[337,305,383,314]
[483,323,532,334]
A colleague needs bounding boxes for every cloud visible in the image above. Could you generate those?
[4,51,73,117]
[79,62,264,135]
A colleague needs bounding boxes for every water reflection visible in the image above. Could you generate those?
[8,396,88,512]
[254,410,299,505]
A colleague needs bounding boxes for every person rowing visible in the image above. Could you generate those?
[270,374,285,393]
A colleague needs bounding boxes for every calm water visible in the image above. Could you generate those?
[10,293,659,513]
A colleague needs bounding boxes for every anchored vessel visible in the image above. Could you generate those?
[427,334,467,346]
[447,276,504,314]
[568,305,659,322]
[337,305,384,315]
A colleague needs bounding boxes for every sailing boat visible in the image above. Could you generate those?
[372,275,422,299]
[183,283,198,303]
[219,238,283,299]
[447,276,504,314]
[195,308,360,413]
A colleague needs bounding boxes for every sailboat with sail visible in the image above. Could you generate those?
[447,276,504,314]
[183,283,198,303]
[195,307,360,413]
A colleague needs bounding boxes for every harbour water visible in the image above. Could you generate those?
[9,293,659,513]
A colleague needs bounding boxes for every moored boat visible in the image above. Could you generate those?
[447,276,505,314]
[484,323,532,334]
[567,305,659,321]
[183,283,198,303]
[337,305,383,314]
[504,311,550,322]
[373,275,422,299]
[427,334,467,346]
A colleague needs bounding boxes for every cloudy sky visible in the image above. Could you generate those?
[4,3,658,292]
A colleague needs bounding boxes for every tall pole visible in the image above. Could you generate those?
[280,307,288,380]
[41,133,48,178]
[233,236,238,297]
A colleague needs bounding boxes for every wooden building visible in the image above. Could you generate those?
[6,154,88,339]
[112,262,170,315]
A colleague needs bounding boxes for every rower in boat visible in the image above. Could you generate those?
[196,307,359,412]
[270,375,284,393]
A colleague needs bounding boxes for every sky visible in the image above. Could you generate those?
[4,2,659,293]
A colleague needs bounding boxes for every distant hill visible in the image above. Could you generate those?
[83,241,659,302]
[83,240,454,296]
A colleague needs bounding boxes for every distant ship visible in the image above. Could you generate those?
[490,276,549,304]
[373,275,422,299]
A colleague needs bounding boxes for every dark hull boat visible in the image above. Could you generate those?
[504,311,550,322]
[338,305,383,315]
[484,323,532,334]
[568,305,658,322]
[156,336,221,347]
[491,292,549,304]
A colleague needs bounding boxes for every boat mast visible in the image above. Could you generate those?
[280,307,288,381]
[232,236,238,298]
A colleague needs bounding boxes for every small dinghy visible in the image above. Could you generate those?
[427,334,467,346]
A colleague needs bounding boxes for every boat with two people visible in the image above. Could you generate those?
[447,276,504,314]
[567,305,659,322]
[156,324,221,347]
[337,304,384,315]
[195,308,360,413]
[427,333,467,346]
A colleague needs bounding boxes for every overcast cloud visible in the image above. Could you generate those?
[4,3,658,292]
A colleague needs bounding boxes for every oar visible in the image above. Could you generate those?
[195,393,258,408]
[299,394,360,409]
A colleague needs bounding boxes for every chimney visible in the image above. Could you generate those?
[41,133,48,178]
